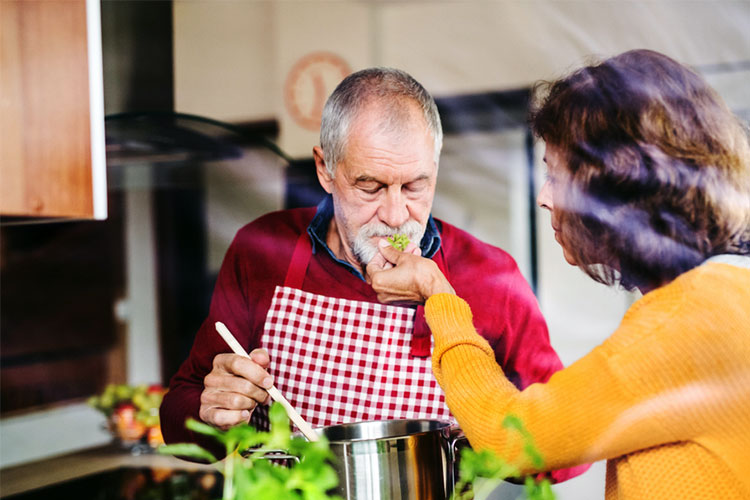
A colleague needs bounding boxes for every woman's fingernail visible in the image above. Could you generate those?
[262,377,273,389]
[241,410,250,420]
[378,239,389,248]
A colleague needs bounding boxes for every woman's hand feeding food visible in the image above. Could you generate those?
[366,237,455,304]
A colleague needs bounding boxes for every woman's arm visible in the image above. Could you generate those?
[426,293,677,474]
[368,241,695,473]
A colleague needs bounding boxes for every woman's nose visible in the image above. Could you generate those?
[537,179,554,212]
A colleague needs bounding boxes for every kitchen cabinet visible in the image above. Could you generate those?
[1,0,106,219]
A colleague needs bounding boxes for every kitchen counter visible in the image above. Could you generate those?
[0,443,215,498]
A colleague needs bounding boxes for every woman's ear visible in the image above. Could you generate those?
[313,146,333,194]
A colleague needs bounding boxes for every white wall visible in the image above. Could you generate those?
[173,1,277,122]
[174,1,750,154]
[433,130,532,280]
[379,1,750,93]
[205,147,287,271]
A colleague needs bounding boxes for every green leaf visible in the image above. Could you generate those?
[524,443,545,469]
[163,403,342,500]
[264,402,292,450]
[185,417,223,439]
[269,401,289,425]
[225,423,267,449]
[540,479,555,500]
[501,414,524,433]
[453,415,555,500]
[503,414,544,468]
[387,233,410,251]
[158,443,217,463]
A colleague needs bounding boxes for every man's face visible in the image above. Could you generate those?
[314,100,438,268]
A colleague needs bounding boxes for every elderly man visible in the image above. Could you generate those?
[161,68,581,480]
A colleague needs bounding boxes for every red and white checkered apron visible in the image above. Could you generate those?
[252,231,453,431]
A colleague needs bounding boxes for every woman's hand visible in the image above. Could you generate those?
[366,239,455,304]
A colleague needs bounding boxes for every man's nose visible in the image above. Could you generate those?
[537,179,553,212]
[379,188,410,228]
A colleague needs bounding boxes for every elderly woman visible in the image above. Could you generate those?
[367,49,750,499]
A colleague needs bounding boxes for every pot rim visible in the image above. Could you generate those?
[317,418,453,443]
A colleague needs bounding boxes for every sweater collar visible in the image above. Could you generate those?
[702,254,750,269]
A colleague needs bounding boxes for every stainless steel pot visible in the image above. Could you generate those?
[318,419,466,500]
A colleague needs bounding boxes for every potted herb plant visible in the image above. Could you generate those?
[159,403,554,500]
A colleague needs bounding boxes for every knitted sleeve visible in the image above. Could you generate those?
[425,293,669,473]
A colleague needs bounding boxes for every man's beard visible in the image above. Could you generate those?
[351,219,426,265]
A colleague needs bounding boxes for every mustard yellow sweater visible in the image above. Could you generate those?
[426,260,750,499]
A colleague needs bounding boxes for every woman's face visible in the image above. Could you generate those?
[537,144,578,266]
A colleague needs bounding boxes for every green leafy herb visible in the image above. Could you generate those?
[160,408,550,500]
[159,402,342,500]
[387,233,410,251]
[452,415,555,500]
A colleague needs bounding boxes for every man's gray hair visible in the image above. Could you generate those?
[319,67,443,176]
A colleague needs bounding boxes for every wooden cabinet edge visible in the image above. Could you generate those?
[0,0,107,221]
[86,0,107,221]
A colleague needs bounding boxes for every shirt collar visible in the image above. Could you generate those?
[307,194,442,281]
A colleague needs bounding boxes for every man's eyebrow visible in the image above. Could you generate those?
[354,173,431,184]
[408,174,430,183]
[355,175,380,183]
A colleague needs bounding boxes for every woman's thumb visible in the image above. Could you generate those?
[378,238,403,263]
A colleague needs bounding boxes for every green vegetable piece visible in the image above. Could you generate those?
[186,417,224,439]
[387,233,410,251]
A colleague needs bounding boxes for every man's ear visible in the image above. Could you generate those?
[313,146,333,194]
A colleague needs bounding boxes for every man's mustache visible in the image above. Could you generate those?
[359,220,424,240]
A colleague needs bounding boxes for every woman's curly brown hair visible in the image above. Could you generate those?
[530,49,750,291]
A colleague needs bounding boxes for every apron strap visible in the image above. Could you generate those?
[284,231,313,289]
[432,244,450,279]
[411,245,450,358]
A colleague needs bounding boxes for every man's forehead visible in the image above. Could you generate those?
[339,147,437,181]
[339,108,434,168]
